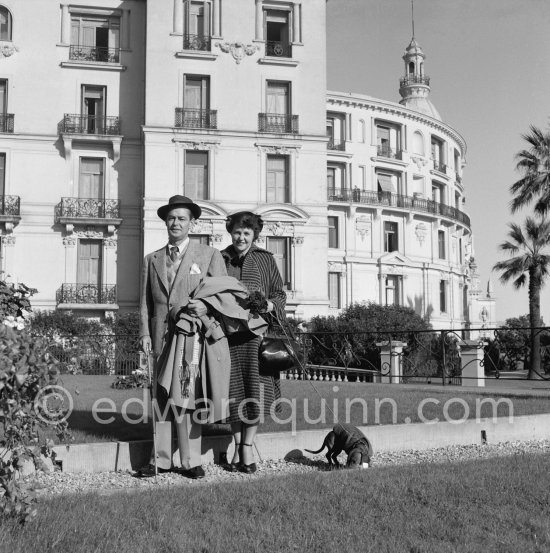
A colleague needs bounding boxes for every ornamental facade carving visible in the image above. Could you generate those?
[355,216,371,241]
[255,144,301,156]
[216,41,258,64]
[0,42,18,58]
[415,222,428,245]
[190,219,213,235]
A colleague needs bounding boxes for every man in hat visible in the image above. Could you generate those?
[138,195,228,479]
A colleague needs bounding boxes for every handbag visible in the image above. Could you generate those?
[258,313,301,376]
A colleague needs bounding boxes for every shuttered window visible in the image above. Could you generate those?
[267,155,289,203]
[328,272,340,308]
[77,240,102,286]
[266,237,291,289]
[185,151,208,200]
[79,158,104,199]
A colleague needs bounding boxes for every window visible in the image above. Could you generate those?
[327,164,345,197]
[455,192,461,210]
[180,75,214,128]
[0,6,12,41]
[328,216,339,248]
[328,272,341,308]
[79,158,104,200]
[431,137,445,171]
[359,165,367,190]
[77,240,102,287]
[376,121,401,158]
[432,182,445,204]
[326,114,345,150]
[377,171,401,196]
[0,153,5,197]
[439,280,447,313]
[71,14,120,62]
[267,155,289,203]
[385,275,401,306]
[260,81,296,133]
[81,85,106,134]
[0,79,10,133]
[266,237,291,289]
[438,230,446,259]
[185,151,209,200]
[265,9,291,57]
[183,1,212,50]
[384,221,398,252]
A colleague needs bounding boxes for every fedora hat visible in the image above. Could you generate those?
[157,195,202,220]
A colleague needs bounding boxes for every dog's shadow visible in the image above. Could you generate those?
[283,449,335,472]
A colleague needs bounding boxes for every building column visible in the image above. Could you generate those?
[121,10,130,49]
[60,4,71,45]
[173,0,183,34]
[292,2,301,43]
[255,0,263,41]
[212,0,221,37]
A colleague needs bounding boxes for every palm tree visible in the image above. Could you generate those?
[510,125,550,215]
[493,217,550,379]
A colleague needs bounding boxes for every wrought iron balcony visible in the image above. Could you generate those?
[377,145,400,159]
[258,113,299,134]
[183,33,211,51]
[60,114,121,135]
[56,197,121,219]
[0,195,20,216]
[327,139,346,151]
[432,159,447,173]
[0,113,14,133]
[175,108,217,129]
[69,45,120,63]
[400,75,430,87]
[327,188,471,227]
[56,283,117,305]
[266,41,292,58]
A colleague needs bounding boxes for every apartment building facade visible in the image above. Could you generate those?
[1,1,494,328]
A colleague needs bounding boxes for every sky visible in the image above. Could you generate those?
[326,0,550,324]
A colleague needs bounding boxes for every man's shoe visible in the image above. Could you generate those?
[179,465,205,480]
[134,464,169,478]
[238,463,257,474]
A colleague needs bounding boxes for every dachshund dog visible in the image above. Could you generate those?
[305,423,373,469]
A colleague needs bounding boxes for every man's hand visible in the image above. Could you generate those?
[187,299,208,317]
[140,336,152,354]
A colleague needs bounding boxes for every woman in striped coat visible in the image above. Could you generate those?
[221,212,286,473]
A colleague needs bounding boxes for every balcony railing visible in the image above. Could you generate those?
[400,75,430,87]
[266,41,292,58]
[175,108,218,129]
[327,139,346,151]
[0,195,20,216]
[56,283,117,305]
[183,33,211,51]
[377,145,400,159]
[56,197,121,219]
[432,159,447,173]
[327,188,471,227]
[258,113,299,134]
[69,45,120,63]
[60,114,121,135]
[0,113,14,133]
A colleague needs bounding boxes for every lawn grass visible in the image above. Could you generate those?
[2,451,550,552]
[47,375,550,444]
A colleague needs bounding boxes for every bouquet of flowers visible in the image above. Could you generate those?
[246,290,268,314]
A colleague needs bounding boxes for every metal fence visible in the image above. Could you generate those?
[41,326,550,382]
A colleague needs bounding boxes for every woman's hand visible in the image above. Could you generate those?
[266,300,274,313]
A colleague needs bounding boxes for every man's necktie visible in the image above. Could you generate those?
[170,246,179,262]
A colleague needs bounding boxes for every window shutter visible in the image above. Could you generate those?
[185,151,208,199]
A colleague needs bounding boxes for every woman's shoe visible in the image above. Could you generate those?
[222,441,241,472]
[239,462,257,474]
[239,443,257,474]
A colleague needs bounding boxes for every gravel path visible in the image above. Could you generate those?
[24,439,550,498]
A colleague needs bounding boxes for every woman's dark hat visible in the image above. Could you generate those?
[225,211,264,233]
[157,195,202,220]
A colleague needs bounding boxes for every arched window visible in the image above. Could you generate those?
[408,61,414,75]
[412,131,424,155]
[0,6,12,41]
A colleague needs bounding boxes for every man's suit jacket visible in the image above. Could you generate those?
[139,241,228,355]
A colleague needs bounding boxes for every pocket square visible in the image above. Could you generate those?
[190,263,201,275]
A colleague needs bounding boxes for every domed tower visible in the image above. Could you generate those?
[399,36,442,121]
